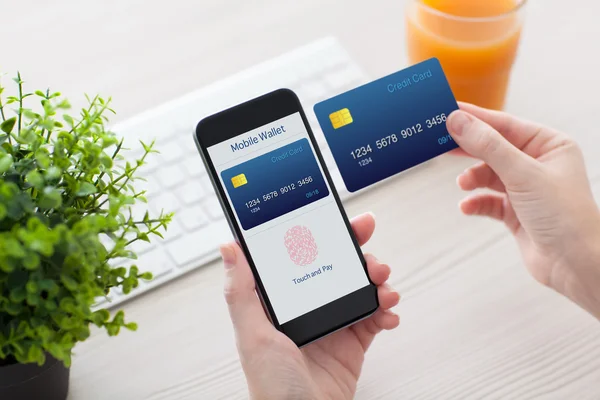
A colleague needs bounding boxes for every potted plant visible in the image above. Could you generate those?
[0,73,172,400]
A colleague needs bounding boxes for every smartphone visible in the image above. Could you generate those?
[193,89,378,346]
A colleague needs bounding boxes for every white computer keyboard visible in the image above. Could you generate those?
[94,37,371,309]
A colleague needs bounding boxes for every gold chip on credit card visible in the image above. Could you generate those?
[231,173,247,188]
[329,108,353,129]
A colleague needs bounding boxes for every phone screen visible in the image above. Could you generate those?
[207,111,370,324]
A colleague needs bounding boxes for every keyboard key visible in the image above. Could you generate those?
[177,204,209,231]
[136,174,161,198]
[128,200,152,222]
[326,65,364,90]
[136,247,174,279]
[128,233,155,255]
[166,221,232,267]
[299,81,327,101]
[151,191,181,213]
[155,164,186,189]
[203,197,224,220]
[298,56,329,79]
[174,125,195,139]
[157,140,185,164]
[319,41,348,69]
[139,149,162,172]
[162,217,184,243]
[200,175,215,195]
[110,285,124,296]
[177,180,206,205]
[182,156,205,178]
[181,135,199,154]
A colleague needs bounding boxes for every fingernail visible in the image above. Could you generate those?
[219,244,236,268]
[448,111,472,137]
[367,211,376,220]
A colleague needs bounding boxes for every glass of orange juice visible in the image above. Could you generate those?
[406,0,526,110]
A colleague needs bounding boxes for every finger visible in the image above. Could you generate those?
[351,212,376,246]
[457,162,506,192]
[364,253,391,285]
[460,193,506,221]
[447,110,538,188]
[351,309,400,351]
[458,102,559,158]
[459,194,520,234]
[221,243,271,339]
[372,309,400,331]
[377,283,401,310]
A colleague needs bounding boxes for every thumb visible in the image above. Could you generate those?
[447,110,535,186]
[220,243,272,338]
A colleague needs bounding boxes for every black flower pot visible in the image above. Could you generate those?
[0,354,70,400]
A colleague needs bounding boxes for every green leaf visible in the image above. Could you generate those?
[60,274,78,291]
[63,114,74,126]
[23,109,37,119]
[5,237,26,258]
[99,154,113,168]
[0,117,16,134]
[125,322,138,331]
[47,344,65,362]
[45,166,61,180]
[27,345,45,366]
[57,99,71,109]
[26,281,38,293]
[22,252,40,270]
[26,170,44,188]
[38,187,62,209]
[5,302,23,316]
[139,272,153,280]
[0,155,13,173]
[106,324,120,336]
[75,182,97,197]
[35,149,51,169]
[0,258,16,273]
[9,286,27,302]
[26,293,39,306]
[38,279,59,296]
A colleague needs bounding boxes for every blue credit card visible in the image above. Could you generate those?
[313,58,459,192]
[221,138,329,230]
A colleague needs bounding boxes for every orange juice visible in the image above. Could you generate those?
[406,0,525,109]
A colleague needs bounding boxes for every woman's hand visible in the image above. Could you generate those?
[447,103,600,319]
[220,212,400,400]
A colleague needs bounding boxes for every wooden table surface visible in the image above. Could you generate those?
[2,0,599,398]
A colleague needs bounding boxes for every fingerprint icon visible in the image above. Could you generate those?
[284,225,318,266]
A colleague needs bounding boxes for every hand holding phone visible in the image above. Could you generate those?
[221,212,400,400]
[195,89,383,345]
